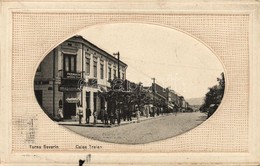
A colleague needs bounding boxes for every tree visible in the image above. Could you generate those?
[200,72,225,118]
[100,79,151,117]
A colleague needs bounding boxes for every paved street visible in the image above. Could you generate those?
[64,112,207,144]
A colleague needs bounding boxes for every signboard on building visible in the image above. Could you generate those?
[64,72,81,79]
[59,86,81,92]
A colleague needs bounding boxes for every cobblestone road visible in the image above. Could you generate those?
[64,112,207,144]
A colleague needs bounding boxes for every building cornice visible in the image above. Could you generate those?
[67,35,128,68]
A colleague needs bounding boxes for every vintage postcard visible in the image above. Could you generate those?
[0,0,260,165]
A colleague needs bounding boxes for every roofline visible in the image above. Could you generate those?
[68,35,128,67]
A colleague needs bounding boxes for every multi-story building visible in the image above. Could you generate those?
[168,90,179,108]
[34,35,127,122]
[152,83,167,99]
[144,83,187,110]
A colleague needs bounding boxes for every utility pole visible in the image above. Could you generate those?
[151,78,156,94]
[113,52,120,79]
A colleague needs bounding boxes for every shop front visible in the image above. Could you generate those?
[59,71,82,120]
[63,92,80,119]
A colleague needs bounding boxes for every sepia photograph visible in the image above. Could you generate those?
[1,0,260,165]
[34,23,225,144]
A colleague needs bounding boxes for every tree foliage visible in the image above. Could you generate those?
[200,72,225,118]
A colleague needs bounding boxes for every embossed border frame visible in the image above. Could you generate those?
[1,1,260,165]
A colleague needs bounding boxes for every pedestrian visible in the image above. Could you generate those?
[77,109,83,124]
[93,110,97,126]
[123,105,127,121]
[100,107,105,123]
[86,108,91,124]
[144,105,149,118]
[58,107,63,121]
[127,104,132,121]
[136,107,140,123]
[104,108,109,125]
[115,109,121,125]
[151,106,155,117]
[156,106,160,116]
[109,111,114,125]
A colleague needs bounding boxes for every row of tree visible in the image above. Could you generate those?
[98,80,169,116]
[200,72,225,118]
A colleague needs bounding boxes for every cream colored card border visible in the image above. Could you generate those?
[1,1,260,165]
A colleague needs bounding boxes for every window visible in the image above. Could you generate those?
[93,61,97,78]
[113,69,116,79]
[108,67,112,80]
[63,54,76,72]
[65,56,69,71]
[85,57,90,75]
[100,64,104,79]
[122,73,125,80]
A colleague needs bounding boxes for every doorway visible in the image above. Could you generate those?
[63,103,76,119]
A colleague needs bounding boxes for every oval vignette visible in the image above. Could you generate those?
[34,23,225,144]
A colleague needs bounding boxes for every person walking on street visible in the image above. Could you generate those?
[100,107,105,123]
[58,107,63,121]
[104,108,109,125]
[144,104,149,118]
[93,110,97,126]
[86,108,91,124]
[77,106,83,124]
[151,106,155,117]
[123,105,127,121]
[156,106,160,116]
[115,108,121,125]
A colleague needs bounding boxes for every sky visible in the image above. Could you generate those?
[78,23,224,99]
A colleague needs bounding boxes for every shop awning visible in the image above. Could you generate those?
[66,98,80,103]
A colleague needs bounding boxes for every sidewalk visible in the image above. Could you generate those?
[58,113,174,128]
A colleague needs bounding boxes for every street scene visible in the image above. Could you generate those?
[34,24,224,144]
[64,111,206,144]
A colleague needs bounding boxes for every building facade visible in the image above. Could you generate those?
[149,83,189,111]
[34,36,127,122]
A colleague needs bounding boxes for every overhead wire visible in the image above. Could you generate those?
[121,56,222,71]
